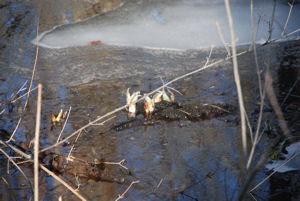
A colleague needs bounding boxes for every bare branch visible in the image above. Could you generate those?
[11,86,38,103]
[89,115,116,126]
[95,159,128,170]
[154,178,163,192]
[10,80,28,100]
[265,71,291,137]
[0,147,33,193]
[246,0,266,169]
[115,180,140,201]
[0,140,32,159]
[67,130,83,162]
[7,22,40,143]
[224,0,247,155]
[281,0,295,37]
[57,106,72,143]
[40,164,87,201]
[34,84,42,201]
[266,0,277,43]
[216,21,231,57]
[250,151,300,192]
[280,78,299,107]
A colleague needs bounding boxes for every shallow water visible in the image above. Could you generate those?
[1,39,298,200]
[1,0,300,200]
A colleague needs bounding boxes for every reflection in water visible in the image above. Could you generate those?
[1,41,295,200]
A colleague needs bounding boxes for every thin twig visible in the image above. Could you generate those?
[281,0,295,37]
[203,103,230,113]
[165,86,183,96]
[40,164,87,201]
[16,160,32,165]
[246,0,266,167]
[89,115,116,126]
[57,106,72,143]
[2,176,9,186]
[247,89,266,169]
[267,0,277,43]
[206,45,214,65]
[154,178,163,192]
[216,21,231,57]
[7,22,40,143]
[10,80,28,100]
[0,140,32,159]
[115,180,140,201]
[249,192,258,201]
[34,84,42,201]
[67,130,83,162]
[265,71,290,137]
[283,28,300,38]
[244,108,254,143]
[250,151,300,192]
[225,0,247,155]
[0,148,33,193]
[280,77,299,107]
[177,109,191,116]
[11,86,38,103]
[100,159,128,170]
[238,136,280,201]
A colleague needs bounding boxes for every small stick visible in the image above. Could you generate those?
[250,151,300,192]
[1,176,9,186]
[266,0,277,43]
[244,108,254,143]
[115,180,140,201]
[249,192,258,201]
[74,174,81,191]
[154,178,163,192]
[225,0,247,155]
[247,0,266,170]
[205,45,214,66]
[281,0,295,37]
[202,104,230,113]
[40,164,87,201]
[7,22,40,143]
[265,71,290,137]
[89,115,116,126]
[280,78,299,107]
[283,28,300,38]
[67,130,83,162]
[57,106,72,143]
[0,148,33,193]
[165,86,183,96]
[11,80,28,100]
[216,21,231,57]
[34,84,42,201]
[11,86,38,103]
[99,159,128,170]
[16,160,32,165]
[0,140,32,159]
[177,109,191,116]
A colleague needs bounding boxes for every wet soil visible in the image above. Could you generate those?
[1,1,300,201]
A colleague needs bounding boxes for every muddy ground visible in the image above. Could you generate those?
[0,1,300,201]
